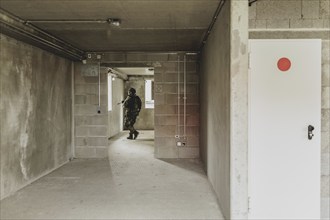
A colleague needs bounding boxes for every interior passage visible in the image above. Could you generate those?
[0,131,224,219]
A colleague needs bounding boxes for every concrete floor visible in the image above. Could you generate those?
[0,131,224,219]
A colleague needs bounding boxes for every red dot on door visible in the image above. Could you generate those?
[277,57,291,71]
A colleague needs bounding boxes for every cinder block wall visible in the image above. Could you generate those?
[249,0,329,29]
[74,64,109,158]
[154,56,200,158]
[0,34,72,199]
[249,0,330,218]
[75,53,199,159]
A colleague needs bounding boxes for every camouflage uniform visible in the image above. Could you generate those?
[123,91,141,139]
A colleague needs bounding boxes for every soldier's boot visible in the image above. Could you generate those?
[133,131,139,140]
[127,133,133,139]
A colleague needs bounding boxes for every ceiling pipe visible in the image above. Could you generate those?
[1,9,84,53]
[25,18,121,27]
[249,0,258,6]
[26,20,107,24]
[0,9,85,61]
[199,0,254,51]
[199,0,226,51]
[87,51,198,55]
[1,21,84,60]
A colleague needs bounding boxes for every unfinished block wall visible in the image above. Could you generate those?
[74,53,199,159]
[74,63,109,158]
[249,0,330,218]
[249,0,329,29]
[154,55,199,158]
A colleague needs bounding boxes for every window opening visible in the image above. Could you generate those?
[145,79,154,109]
[107,73,113,111]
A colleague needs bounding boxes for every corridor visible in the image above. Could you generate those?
[0,131,224,219]
[1,0,329,219]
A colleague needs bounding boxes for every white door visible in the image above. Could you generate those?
[248,39,321,219]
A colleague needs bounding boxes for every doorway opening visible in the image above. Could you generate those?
[107,66,155,145]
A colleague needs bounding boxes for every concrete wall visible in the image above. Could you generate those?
[74,64,109,158]
[124,76,154,130]
[200,0,231,218]
[0,34,72,199]
[200,0,249,219]
[249,1,330,218]
[108,78,124,138]
[230,1,249,218]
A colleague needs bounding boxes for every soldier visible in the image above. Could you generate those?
[122,88,142,140]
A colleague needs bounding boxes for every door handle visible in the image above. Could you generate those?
[308,125,314,140]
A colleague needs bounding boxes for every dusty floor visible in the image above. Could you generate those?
[0,131,223,219]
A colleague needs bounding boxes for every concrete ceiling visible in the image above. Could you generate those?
[0,0,220,52]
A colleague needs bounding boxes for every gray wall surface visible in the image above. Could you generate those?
[0,34,72,199]
[74,64,109,158]
[230,1,249,218]
[154,55,200,158]
[249,0,329,219]
[124,76,154,130]
[108,77,124,138]
[200,1,231,218]
[200,0,249,219]
[249,0,329,29]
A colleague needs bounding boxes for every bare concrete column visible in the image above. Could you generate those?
[230,0,249,218]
